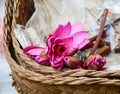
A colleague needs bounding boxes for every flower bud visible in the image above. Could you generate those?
[64,56,84,69]
[85,54,106,70]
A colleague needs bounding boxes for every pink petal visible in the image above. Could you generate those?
[23,46,41,54]
[46,35,56,58]
[26,48,45,56]
[23,46,48,64]
[56,37,73,48]
[70,23,82,35]
[54,22,71,38]
[55,37,75,56]
[79,39,90,50]
[46,34,55,48]
[50,60,64,70]
[72,31,89,49]
[59,37,74,55]
[35,55,48,64]
[54,25,63,37]
[23,46,45,56]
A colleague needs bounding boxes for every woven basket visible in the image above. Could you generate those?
[3,0,120,94]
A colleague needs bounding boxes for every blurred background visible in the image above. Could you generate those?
[0,0,17,94]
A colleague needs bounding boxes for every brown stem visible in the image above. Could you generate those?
[82,41,110,50]
[82,30,107,50]
[82,43,94,50]
[89,30,106,43]
[89,9,108,55]
[96,45,111,56]
[98,41,110,48]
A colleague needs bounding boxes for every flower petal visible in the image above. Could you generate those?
[50,60,64,70]
[72,31,89,49]
[35,55,48,64]
[23,46,45,56]
[46,34,55,49]
[55,37,73,49]
[71,23,82,35]
[60,37,74,55]
[23,46,40,54]
[54,22,71,38]
[79,39,90,50]
[23,46,48,64]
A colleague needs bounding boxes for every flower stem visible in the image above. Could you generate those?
[89,9,108,55]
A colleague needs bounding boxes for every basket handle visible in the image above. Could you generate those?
[3,0,15,45]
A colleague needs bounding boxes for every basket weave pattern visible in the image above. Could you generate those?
[3,0,120,94]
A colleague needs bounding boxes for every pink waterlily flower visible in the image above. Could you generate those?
[46,22,89,70]
[23,46,49,64]
[85,54,106,70]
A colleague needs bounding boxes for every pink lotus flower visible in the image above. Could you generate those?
[46,22,89,70]
[64,56,84,69]
[23,46,49,64]
[85,54,106,70]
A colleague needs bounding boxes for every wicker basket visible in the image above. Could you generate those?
[3,0,120,94]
